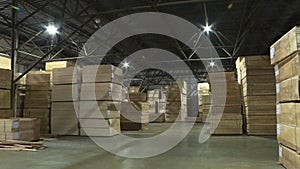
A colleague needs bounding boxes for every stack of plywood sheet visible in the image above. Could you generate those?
[236,56,277,135]
[79,65,122,136]
[0,118,40,141]
[197,83,210,122]
[0,69,11,118]
[120,102,150,130]
[204,72,243,135]
[147,89,166,123]
[166,81,187,122]
[270,26,300,169]
[45,61,75,71]
[24,71,51,135]
[51,67,80,136]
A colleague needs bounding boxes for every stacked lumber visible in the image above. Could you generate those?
[0,55,11,70]
[236,56,276,135]
[197,83,210,122]
[45,61,75,71]
[166,81,188,122]
[121,102,150,131]
[0,140,45,151]
[80,65,122,136]
[270,26,300,169]
[0,118,40,141]
[147,89,166,123]
[0,69,11,118]
[24,71,52,135]
[204,72,243,135]
[51,67,80,136]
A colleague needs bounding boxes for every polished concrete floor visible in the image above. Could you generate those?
[0,124,283,169]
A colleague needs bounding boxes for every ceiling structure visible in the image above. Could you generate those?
[1,0,300,84]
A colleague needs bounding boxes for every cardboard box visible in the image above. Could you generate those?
[270,26,300,65]
[277,76,300,102]
[53,67,81,85]
[79,101,120,119]
[0,69,11,89]
[51,102,79,136]
[51,84,80,102]
[275,52,300,83]
[82,65,123,84]
[0,89,11,109]
[80,83,122,101]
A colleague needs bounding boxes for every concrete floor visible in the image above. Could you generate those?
[0,124,283,169]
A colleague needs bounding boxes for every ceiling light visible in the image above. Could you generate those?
[123,62,130,68]
[204,25,212,33]
[46,25,59,35]
[209,61,215,67]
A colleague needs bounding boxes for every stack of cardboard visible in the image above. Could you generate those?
[147,89,166,123]
[204,72,243,135]
[0,69,11,118]
[24,71,51,135]
[80,65,122,136]
[0,118,40,141]
[236,56,277,135]
[51,67,80,136]
[166,81,187,122]
[270,26,300,169]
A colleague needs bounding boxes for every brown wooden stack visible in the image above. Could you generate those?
[51,67,80,136]
[45,61,75,71]
[236,56,277,135]
[204,72,243,135]
[166,81,188,122]
[79,65,122,136]
[0,69,11,119]
[197,83,210,122]
[270,26,300,169]
[24,71,52,135]
[147,89,166,123]
[120,102,150,130]
[0,118,40,141]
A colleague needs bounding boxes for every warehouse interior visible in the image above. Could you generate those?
[0,0,300,169]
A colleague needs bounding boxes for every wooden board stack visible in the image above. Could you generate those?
[147,89,166,123]
[51,67,80,136]
[166,81,188,122]
[120,102,150,131]
[204,72,243,135]
[270,26,300,169]
[45,61,75,71]
[236,56,277,135]
[0,118,40,141]
[79,65,122,136]
[197,83,210,122]
[0,69,11,118]
[24,71,52,135]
